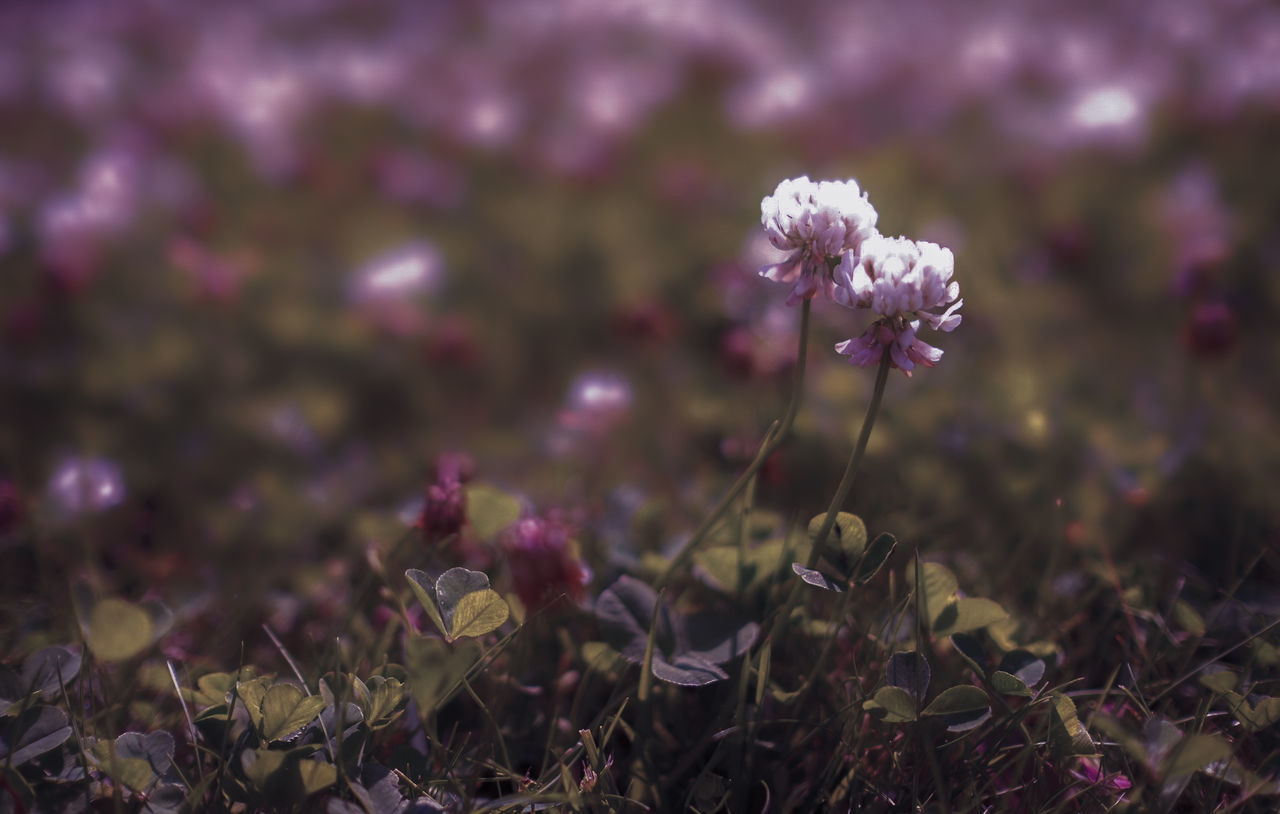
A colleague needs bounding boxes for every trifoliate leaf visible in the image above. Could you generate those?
[932,598,1008,637]
[886,651,931,701]
[260,684,327,742]
[863,686,918,723]
[922,685,991,732]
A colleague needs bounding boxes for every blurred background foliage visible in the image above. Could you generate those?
[1,0,1278,659]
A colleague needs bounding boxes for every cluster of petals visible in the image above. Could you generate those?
[835,235,963,331]
[759,175,964,374]
[759,176,878,305]
[833,234,963,374]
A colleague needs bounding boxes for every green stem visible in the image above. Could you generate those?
[658,299,811,587]
[807,350,892,569]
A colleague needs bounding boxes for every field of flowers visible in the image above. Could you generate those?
[3,1,1280,811]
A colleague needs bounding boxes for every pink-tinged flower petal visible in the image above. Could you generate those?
[758,251,804,284]
[904,334,943,367]
[921,298,964,331]
[834,327,884,367]
[889,340,915,372]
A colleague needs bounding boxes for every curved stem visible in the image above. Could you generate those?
[807,349,892,569]
[658,299,812,587]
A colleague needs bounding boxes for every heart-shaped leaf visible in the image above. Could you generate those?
[21,646,82,700]
[90,731,174,791]
[650,653,728,686]
[1171,600,1206,637]
[595,577,752,686]
[0,705,72,767]
[464,484,522,539]
[363,676,407,729]
[1048,693,1096,758]
[80,597,172,662]
[350,763,409,814]
[949,633,987,678]
[886,651,931,701]
[113,731,174,776]
[186,668,257,709]
[693,538,804,595]
[863,685,917,723]
[906,562,958,627]
[1224,692,1280,732]
[807,512,867,572]
[922,685,991,731]
[1198,668,1238,695]
[449,588,509,639]
[89,744,153,793]
[596,576,676,663]
[435,567,495,632]
[241,747,288,793]
[1143,716,1185,769]
[234,676,274,734]
[243,746,335,801]
[932,598,1008,637]
[856,532,897,584]
[991,671,1033,697]
[260,684,328,742]
[581,641,626,674]
[319,673,370,711]
[404,635,480,721]
[319,701,364,743]
[296,756,338,794]
[791,562,843,592]
[141,782,187,814]
[683,613,759,665]
[998,650,1045,686]
[405,569,448,636]
[1161,733,1232,781]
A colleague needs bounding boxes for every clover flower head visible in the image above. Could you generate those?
[420,477,466,541]
[833,235,963,374]
[759,175,879,305]
[504,514,591,611]
[47,456,125,515]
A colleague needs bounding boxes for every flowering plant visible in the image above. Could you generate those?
[759,176,878,304]
[834,234,963,374]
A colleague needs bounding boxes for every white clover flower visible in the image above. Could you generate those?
[759,176,879,305]
[47,456,125,516]
[833,235,963,374]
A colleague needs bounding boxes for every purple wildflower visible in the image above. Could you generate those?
[833,235,962,374]
[759,176,879,305]
[503,514,590,612]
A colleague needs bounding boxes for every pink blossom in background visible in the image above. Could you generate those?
[1182,301,1238,358]
[46,456,126,516]
[350,241,444,304]
[348,240,445,335]
[420,477,467,542]
[1159,165,1233,296]
[559,371,633,434]
[168,236,254,302]
[503,513,591,611]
